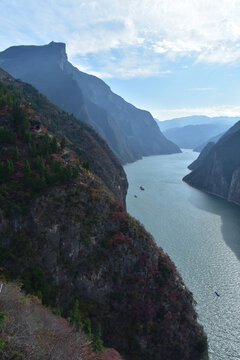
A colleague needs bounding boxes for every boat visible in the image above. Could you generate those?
[134,195,138,198]
[215,291,220,297]
[140,185,145,190]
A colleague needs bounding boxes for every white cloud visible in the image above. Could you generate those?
[152,105,240,121]
[1,0,240,77]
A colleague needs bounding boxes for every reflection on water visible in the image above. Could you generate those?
[189,193,240,261]
[125,149,240,360]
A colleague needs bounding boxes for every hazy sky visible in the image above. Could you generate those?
[1,0,240,120]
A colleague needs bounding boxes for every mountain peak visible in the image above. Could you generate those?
[1,41,67,60]
[47,41,66,52]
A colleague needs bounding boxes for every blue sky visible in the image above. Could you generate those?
[1,0,240,120]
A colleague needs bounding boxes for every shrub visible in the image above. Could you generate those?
[109,232,133,245]
[91,324,104,353]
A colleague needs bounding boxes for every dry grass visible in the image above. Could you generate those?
[0,282,124,360]
[0,282,91,360]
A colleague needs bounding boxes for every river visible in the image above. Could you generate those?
[124,149,240,360]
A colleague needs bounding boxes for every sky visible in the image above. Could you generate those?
[1,0,240,120]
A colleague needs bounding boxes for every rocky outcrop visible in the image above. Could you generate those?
[0,42,181,164]
[183,121,240,206]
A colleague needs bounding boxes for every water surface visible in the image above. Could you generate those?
[125,149,240,360]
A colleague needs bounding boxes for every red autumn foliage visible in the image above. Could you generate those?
[114,199,125,211]
[51,153,59,160]
[109,211,128,223]
[41,125,48,133]
[109,232,133,245]
[81,183,89,190]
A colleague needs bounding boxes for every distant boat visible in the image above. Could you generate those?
[140,185,145,190]
[215,291,220,297]
[134,195,138,198]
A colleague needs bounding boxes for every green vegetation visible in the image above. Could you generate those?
[0,87,81,213]
[69,299,82,330]
[91,324,104,353]
[68,300,104,353]
[0,127,16,144]
[0,159,14,181]
[0,282,107,360]
[0,311,7,352]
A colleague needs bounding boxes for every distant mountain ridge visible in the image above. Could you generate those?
[0,41,181,163]
[157,115,239,149]
[193,132,224,152]
[158,115,239,132]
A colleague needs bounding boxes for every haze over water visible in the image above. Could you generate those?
[125,149,240,360]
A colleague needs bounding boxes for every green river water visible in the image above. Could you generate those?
[125,149,240,360]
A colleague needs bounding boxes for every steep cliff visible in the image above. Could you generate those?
[188,142,215,171]
[0,68,127,204]
[0,42,181,164]
[183,121,240,206]
[0,70,207,359]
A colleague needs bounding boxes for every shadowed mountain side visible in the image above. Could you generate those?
[189,142,215,171]
[183,121,240,206]
[66,61,181,158]
[0,42,181,163]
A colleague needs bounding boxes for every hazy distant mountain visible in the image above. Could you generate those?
[157,115,238,149]
[158,115,238,132]
[193,132,224,152]
[183,121,240,206]
[0,41,180,163]
[162,123,231,149]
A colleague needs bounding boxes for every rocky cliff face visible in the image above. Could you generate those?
[0,70,208,359]
[0,42,181,164]
[183,121,240,206]
[0,181,207,360]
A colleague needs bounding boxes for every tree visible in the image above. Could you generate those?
[24,160,31,177]
[14,146,19,161]
[51,137,58,153]
[68,300,82,330]
[91,324,104,353]
[83,161,89,170]
[61,137,66,149]
[6,160,14,178]
[34,156,45,174]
